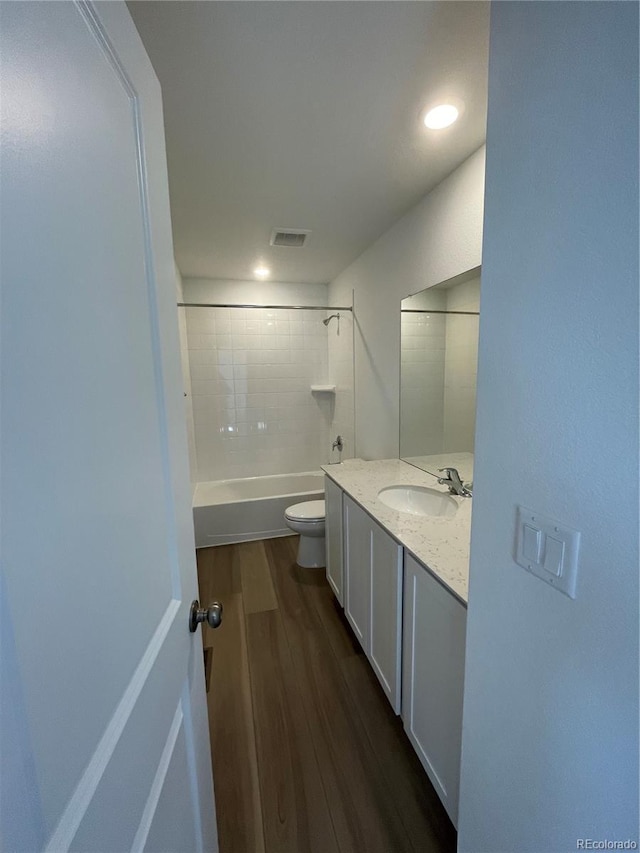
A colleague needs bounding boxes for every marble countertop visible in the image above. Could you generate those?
[321,453,474,604]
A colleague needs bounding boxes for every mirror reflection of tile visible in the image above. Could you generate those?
[400,267,480,464]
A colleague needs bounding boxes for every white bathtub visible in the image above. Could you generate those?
[193,471,324,548]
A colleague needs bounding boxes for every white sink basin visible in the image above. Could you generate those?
[377,485,458,518]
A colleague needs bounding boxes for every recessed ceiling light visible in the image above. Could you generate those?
[253,266,270,279]
[423,104,459,130]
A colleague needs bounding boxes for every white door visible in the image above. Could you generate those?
[0,3,217,851]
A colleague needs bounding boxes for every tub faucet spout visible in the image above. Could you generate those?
[332,435,343,452]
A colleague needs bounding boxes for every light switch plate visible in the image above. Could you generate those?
[515,506,581,599]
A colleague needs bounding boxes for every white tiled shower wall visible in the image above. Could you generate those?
[183,282,354,482]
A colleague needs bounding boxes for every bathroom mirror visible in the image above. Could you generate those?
[400,267,481,472]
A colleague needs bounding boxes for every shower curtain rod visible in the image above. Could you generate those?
[401,309,479,316]
[177,302,353,311]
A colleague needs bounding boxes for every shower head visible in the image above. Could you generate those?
[323,313,340,327]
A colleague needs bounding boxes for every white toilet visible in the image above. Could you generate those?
[284,499,326,568]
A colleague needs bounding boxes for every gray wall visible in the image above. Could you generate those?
[459,3,639,849]
[329,146,485,460]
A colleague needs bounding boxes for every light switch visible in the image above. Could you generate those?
[523,524,541,563]
[515,506,580,599]
[543,535,564,577]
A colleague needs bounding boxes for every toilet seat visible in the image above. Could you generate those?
[284,500,325,522]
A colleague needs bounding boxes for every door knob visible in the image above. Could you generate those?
[189,599,223,632]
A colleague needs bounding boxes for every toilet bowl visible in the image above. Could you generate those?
[284,500,326,568]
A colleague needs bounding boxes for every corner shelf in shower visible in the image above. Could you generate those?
[310,385,336,393]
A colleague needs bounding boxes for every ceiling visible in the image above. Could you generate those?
[127,1,489,285]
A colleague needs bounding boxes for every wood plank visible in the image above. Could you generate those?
[264,538,414,853]
[206,592,265,853]
[246,609,339,853]
[203,646,212,694]
[340,654,457,853]
[237,540,278,614]
[267,536,361,660]
[197,544,241,598]
[198,538,457,853]
[313,580,363,662]
[263,537,325,634]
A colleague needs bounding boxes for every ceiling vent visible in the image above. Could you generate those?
[270,228,311,248]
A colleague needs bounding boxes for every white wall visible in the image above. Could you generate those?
[327,310,355,461]
[182,278,354,481]
[329,146,485,460]
[184,278,328,308]
[174,265,198,497]
[459,4,639,851]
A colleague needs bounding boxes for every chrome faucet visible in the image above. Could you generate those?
[332,435,343,452]
[437,467,472,497]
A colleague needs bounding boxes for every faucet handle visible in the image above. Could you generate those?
[435,467,471,497]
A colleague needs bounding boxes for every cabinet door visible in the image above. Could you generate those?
[343,495,370,650]
[402,553,466,827]
[324,476,344,604]
[369,521,403,713]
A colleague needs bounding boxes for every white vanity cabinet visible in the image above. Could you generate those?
[322,461,470,828]
[324,475,344,604]
[402,552,467,827]
[343,494,403,713]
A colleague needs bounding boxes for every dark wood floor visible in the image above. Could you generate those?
[197,535,456,853]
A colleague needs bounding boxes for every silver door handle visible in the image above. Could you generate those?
[189,599,223,632]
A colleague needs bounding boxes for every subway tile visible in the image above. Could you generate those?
[247,393,267,409]
[189,349,218,365]
[245,315,261,333]
[189,363,216,382]
[230,314,246,334]
[244,334,261,350]
[188,310,353,481]
[191,379,217,396]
